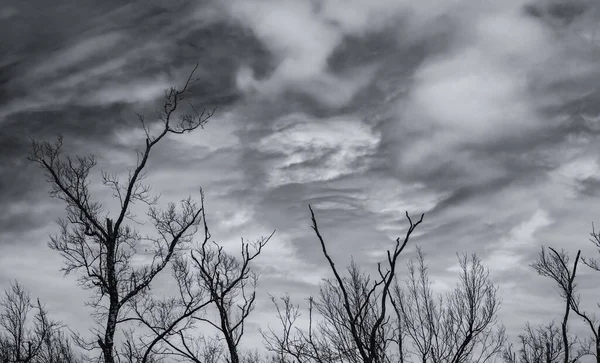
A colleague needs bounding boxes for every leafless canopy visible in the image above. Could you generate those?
[27,64,215,363]
[0,281,77,363]
[393,249,506,363]
[531,247,581,363]
[567,225,600,363]
[124,205,274,363]
[502,321,582,363]
[262,207,424,363]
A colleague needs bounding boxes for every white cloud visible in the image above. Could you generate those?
[309,200,358,211]
[360,178,446,234]
[86,77,172,105]
[388,0,555,182]
[255,113,380,186]
[214,206,255,229]
[410,48,533,139]
[554,156,600,181]
[317,0,407,35]
[473,8,550,64]
[227,0,403,107]
[229,1,342,101]
[226,0,555,113]
[255,232,324,286]
[550,155,600,198]
[30,32,125,77]
[485,209,552,272]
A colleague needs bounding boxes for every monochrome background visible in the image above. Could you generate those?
[1,0,600,351]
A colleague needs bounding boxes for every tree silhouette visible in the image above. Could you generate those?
[28,64,214,363]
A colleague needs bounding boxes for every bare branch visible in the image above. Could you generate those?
[531,247,581,363]
[263,207,423,363]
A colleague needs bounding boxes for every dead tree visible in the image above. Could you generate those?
[262,206,423,363]
[28,64,215,363]
[261,294,310,363]
[124,202,273,363]
[36,329,79,363]
[117,329,166,363]
[567,225,600,363]
[531,247,581,363]
[188,223,272,363]
[0,281,77,363]
[122,253,213,363]
[393,249,506,363]
[263,263,400,363]
[502,321,582,363]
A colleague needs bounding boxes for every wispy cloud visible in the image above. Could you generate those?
[252,112,380,187]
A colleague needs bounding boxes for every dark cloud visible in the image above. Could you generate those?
[524,0,590,25]
[0,0,276,243]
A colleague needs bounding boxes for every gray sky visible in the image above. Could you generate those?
[2,0,600,354]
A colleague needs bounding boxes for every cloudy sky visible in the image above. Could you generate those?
[2,0,600,354]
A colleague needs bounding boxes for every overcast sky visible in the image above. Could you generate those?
[1,0,600,354]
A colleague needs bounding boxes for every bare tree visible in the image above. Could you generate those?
[312,207,423,363]
[531,247,581,363]
[502,321,582,363]
[263,263,401,363]
[122,255,213,363]
[125,202,273,363]
[117,329,166,363]
[0,281,78,363]
[261,294,310,363]
[188,224,273,363]
[567,225,600,363]
[35,328,79,363]
[262,206,424,363]
[393,248,506,363]
[27,64,215,363]
[392,248,436,363]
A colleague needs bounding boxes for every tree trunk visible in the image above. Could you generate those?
[100,300,118,363]
[102,218,118,363]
